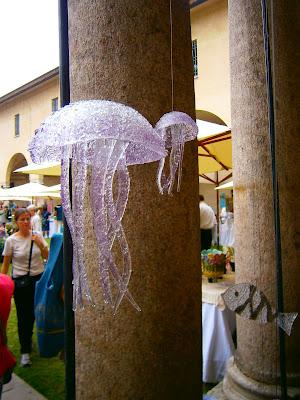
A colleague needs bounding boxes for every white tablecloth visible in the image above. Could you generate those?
[202,274,236,383]
[202,273,235,310]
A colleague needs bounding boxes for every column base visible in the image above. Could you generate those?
[222,357,300,400]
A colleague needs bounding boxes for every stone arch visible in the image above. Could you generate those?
[196,109,228,126]
[5,153,29,188]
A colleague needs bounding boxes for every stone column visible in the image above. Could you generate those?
[223,1,300,399]
[29,174,43,184]
[68,1,201,399]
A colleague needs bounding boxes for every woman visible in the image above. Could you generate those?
[1,208,48,367]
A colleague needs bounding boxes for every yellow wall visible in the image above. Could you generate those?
[0,0,230,188]
[0,77,59,186]
[191,0,230,126]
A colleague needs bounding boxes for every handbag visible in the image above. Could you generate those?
[13,240,34,289]
[35,234,64,357]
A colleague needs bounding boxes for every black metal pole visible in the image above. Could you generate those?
[261,1,287,399]
[58,1,75,399]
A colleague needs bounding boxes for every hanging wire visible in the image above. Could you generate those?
[260,0,287,398]
[169,0,174,111]
[269,3,279,396]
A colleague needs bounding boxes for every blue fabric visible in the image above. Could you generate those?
[35,234,64,357]
[55,206,63,221]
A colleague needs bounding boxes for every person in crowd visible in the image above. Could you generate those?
[1,208,48,367]
[0,204,7,226]
[54,204,63,233]
[8,201,17,212]
[0,224,5,240]
[0,273,15,398]
[27,204,42,233]
[199,194,217,251]
[41,205,51,238]
[37,206,42,218]
[4,206,12,224]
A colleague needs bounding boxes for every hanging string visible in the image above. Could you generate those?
[169,0,174,111]
[270,3,279,397]
[260,0,287,399]
[93,5,97,99]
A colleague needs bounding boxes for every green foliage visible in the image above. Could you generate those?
[209,244,224,251]
[5,223,14,236]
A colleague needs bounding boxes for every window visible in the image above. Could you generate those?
[52,97,59,112]
[14,114,20,137]
[192,39,198,78]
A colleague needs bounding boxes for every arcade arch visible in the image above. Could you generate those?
[196,109,228,126]
[5,153,29,188]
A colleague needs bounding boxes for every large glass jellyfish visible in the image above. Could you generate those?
[155,111,198,195]
[29,100,166,313]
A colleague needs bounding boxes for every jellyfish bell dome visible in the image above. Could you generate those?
[29,100,168,312]
[155,111,198,195]
[155,111,198,148]
[29,99,167,166]
[28,102,197,313]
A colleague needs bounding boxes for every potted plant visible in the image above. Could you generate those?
[201,248,226,282]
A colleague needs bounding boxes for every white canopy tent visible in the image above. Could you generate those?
[14,162,61,176]
[0,188,31,202]
[45,184,61,192]
[215,180,233,190]
[197,119,231,141]
[0,183,61,200]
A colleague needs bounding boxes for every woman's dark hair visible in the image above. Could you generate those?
[14,208,30,221]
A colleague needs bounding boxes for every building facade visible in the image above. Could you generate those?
[0,0,230,194]
[191,0,230,126]
[0,67,59,188]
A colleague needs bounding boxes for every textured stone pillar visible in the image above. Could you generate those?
[68,1,201,399]
[223,1,300,399]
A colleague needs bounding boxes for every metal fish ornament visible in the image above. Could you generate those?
[222,283,298,336]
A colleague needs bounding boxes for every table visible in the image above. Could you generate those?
[202,273,236,383]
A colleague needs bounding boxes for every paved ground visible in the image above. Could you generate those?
[2,374,47,400]
[207,382,226,399]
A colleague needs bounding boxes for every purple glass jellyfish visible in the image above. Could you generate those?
[29,100,166,312]
[155,111,198,195]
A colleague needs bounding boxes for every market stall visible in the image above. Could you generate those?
[198,122,236,383]
[197,120,233,233]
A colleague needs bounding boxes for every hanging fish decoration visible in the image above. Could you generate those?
[155,111,198,195]
[29,100,167,313]
[222,283,298,336]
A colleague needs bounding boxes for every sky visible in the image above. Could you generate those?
[0,0,59,97]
